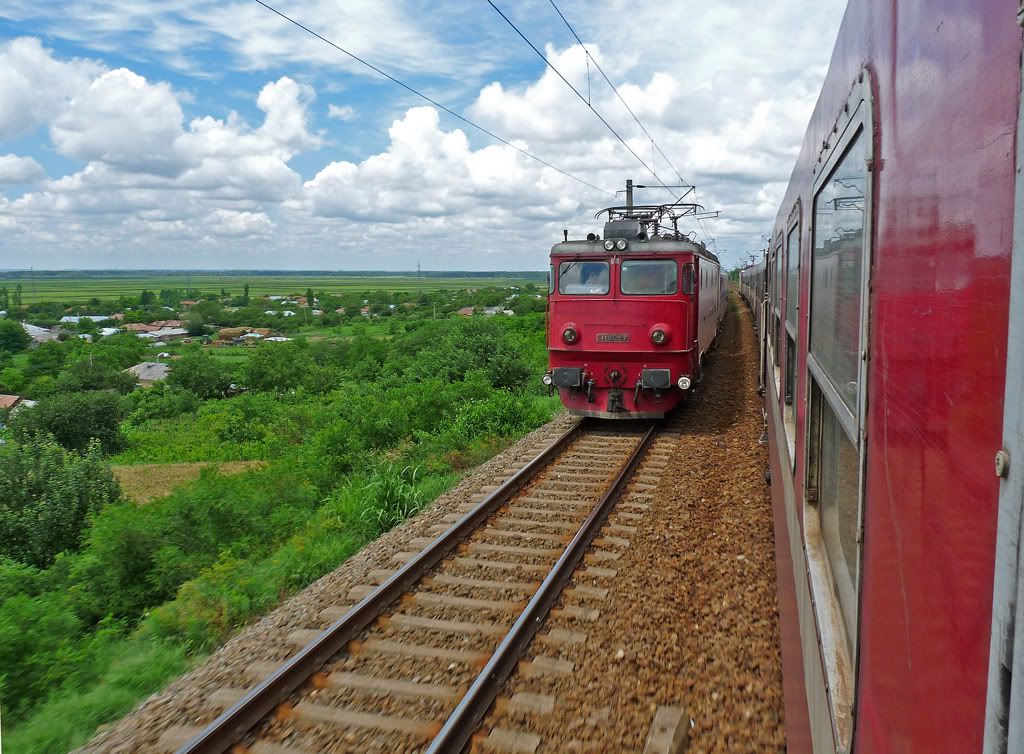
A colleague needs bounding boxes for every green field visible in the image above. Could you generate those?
[0,271,544,303]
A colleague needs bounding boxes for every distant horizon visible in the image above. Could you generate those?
[0,269,547,275]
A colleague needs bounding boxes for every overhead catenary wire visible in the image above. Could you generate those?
[546,0,691,191]
[485,0,679,202]
[538,0,718,248]
[251,0,615,198]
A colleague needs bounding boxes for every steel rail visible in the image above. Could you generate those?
[425,421,659,753]
[176,419,584,754]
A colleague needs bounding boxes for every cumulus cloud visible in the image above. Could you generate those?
[301,106,584,223]
[0,154,45,184]
[51,69,188,176]
[0,37,102,139]
[1,0,848,268]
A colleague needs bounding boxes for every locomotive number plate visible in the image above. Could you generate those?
[596,333,630,343]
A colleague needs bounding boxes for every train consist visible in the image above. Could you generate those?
[544,185,725,418]
[740,1,1024,752]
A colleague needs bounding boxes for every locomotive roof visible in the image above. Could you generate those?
[550,238,720,265]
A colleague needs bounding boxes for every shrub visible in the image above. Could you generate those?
[167,350,233,399]
[0,437,121,567]
[121,384,200,424]
[9,390,125,451]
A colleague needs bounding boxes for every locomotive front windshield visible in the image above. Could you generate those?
[620,259,678,295]
[558,261,609,295]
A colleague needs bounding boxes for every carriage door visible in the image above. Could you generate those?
[983,33,1024,752]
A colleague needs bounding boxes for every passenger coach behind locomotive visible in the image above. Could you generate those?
[543,190,724,418]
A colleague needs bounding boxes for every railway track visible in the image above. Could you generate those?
[160,419,664,754]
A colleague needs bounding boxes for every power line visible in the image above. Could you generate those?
[485,0,677,201]
[544,0,720,247]
[545,0,717,246]
[251,0,615,198]
[546,0,690,190]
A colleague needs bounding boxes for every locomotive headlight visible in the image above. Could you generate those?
[542,372,554,386]
[562,327,578,344]
[677,376,692,390]
[615,239,628,251]
[650,329,667,345]
[603,239,615,251]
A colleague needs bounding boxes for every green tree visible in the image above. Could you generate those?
[51,354,137,395]
[166,350,232,399]
[0,436,121,567]
[13,283,23,308]
[0,286,9,310]
[242,341,313,392]
[139,290,156,306]
[0,366,27,394]
[9,391,125,451]
[242,283,250,306]
[0,318,31,353]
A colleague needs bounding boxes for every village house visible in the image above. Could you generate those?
[21,322,58,345]
[124,362,171,388]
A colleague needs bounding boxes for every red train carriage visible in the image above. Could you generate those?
[544,198,723,418]
[749,1,1024,752]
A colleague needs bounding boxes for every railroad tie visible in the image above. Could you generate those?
[476,727,543,754]
[292,702,442,739]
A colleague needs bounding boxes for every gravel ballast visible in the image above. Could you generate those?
[479,296,786,753]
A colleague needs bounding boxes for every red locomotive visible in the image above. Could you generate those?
[543,186,725,418]
[739,1,1024,752]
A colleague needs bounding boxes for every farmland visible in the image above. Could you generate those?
[0,270,544,303]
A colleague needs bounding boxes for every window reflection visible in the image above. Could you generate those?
[558,261,609,295]
[621,260,678,295]
[811,130,866,415]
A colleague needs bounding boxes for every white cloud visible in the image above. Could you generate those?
[51,68,189,176]
[0,37,102,139]
[0,0,463,76]
[301,106,584,223]
[327,104,355,121]
[1,0,848,269]
[0,154,45,184]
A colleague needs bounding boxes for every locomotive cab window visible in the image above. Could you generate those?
[620,259,678,295]
[558,260,609,295]
[681,263,694,294]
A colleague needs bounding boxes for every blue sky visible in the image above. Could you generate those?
[0,0,847,271]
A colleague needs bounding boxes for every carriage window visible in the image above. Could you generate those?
[548,264,554,295]
[806,117,869,714]
[786,226,800,327]
[812,383,861,659]
[621,260,677,295]
[811,129,866,415]
[558,261,609,295]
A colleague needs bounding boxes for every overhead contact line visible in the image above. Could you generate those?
[251,0,616,199]
[484,0,680,202]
